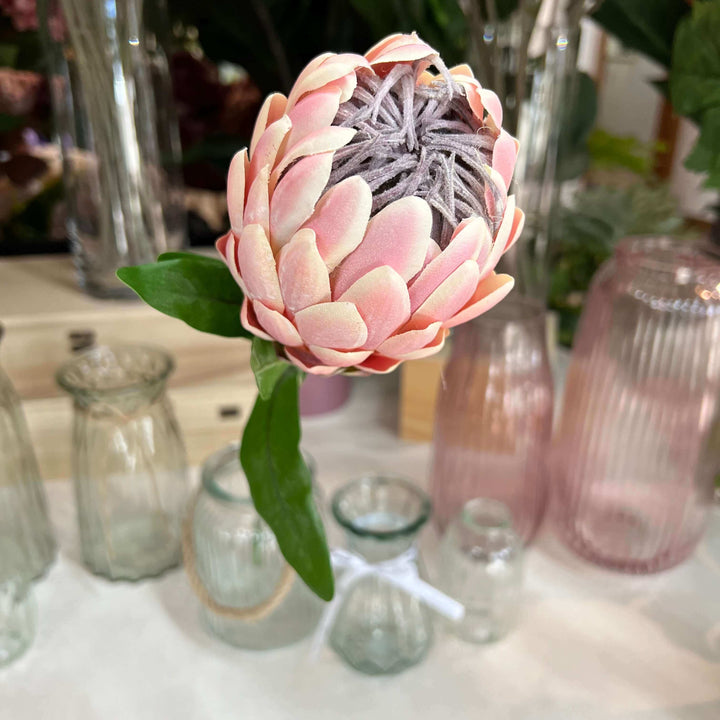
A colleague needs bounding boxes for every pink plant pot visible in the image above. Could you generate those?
[299,374,352,417]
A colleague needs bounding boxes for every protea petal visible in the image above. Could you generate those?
[236,224,283,312]
[241,299,272,341]
[481,89,503,128]
[277,228,331,314]
[216,231,245,292]
[332,196,432,298]
[286,87,342,148]
[480,195,517,279]
[227,149,248,233]
[309,345,372,367]
[492,129,519,188]
[294,301,368,349]
[366,32,435,65]
[249,115,292,180]
[253,302,303,347]
[504,207,525,252]
[285,346,340,376]
[243,165,270,236]
[339,266,411,349]
[287,53,369,108]
[445,272,515,328]
[304,176,373,271]
[250,92,288,156]
[393,327,448,361]
[269,152,334,251]
[356,355,402,375]
[376,321,442,358]
[412,259,481,325]
[408,216,487,312]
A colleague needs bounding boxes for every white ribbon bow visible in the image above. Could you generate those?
[310,547,465,658]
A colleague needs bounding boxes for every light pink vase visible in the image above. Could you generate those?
[430,296,553,544]
[553,237,720,573]
[299,374,352,417]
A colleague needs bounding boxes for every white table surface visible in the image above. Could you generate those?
[3,374,720,720]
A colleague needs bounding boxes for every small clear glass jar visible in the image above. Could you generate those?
[329,475,433,675]
[437,499,523,643]
[0,325,56,581]
[188,443,323,650]
[56,345,190,580]
[0,538,37,666]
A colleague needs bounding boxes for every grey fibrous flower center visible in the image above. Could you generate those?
[330,58,505,249]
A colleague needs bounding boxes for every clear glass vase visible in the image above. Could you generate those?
[554,237,720,572]
[56,345,190,580]
[0,327,56,581]
[329,475,433,675]
[0,538,37,667]
[430,296,553,544]
[41,0,185,297]
[437,499,523,643]
[188,444,323,650]
[462,0,585,298]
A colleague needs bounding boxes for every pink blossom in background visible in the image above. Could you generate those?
[0,0,38,31]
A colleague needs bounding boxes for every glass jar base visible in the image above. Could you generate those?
[331,635,431,675]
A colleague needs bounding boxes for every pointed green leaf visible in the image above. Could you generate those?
[117,254,250,338]
[240,367,334,601]
[250,337,290,400]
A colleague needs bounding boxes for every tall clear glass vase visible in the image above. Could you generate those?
[41,0,185,298]
[461,0,586,299]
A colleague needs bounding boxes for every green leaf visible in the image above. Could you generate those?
[240,367,334,601]
[116,254,251,338]
[592,0,690,69]
[250,337,289,400]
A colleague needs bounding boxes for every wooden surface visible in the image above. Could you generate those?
[399,350,446,442]
[0,254,256,478]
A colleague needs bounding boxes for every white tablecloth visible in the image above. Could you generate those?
[3,375,720,719]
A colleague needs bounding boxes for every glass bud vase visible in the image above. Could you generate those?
[187,444,323,650]
[554,237,720,572]
[41,0,185,297]
[430,296,554,544]
[329,475,433,675]
[56,345,190,580]
[0,326,56,581]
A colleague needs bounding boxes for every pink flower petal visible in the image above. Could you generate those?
[287,53,368,108]
[236,224,284,312]
[294,302,368,349]
[308,345,372,367]
[338,266,411,349]
[325,71,358,103]
[253,302,303,347]
[304,176,373,271]
[241,299,272,340]
[286,346,340,376]
[250,93,288,157]
[376,321,442,358]
[492,129,519,188]
[356,354,402,375]
[504,207,525,252]
[366,32,435,64]
[394,327,448,361]
[243,165,270,236]
[444,273,515,328]
[277,228,331,314]
[480,196,516,280]
[480,89,503,128]
[408,217,489,312]
[331,196,432,298]
[227,148,248,233]
[286,87,342,148]
[412,260,481,325]
[216,231,246,292]
[271,126,356,188]
[269,152,334,252]
[449,64,474,78]
[249,115,292,180]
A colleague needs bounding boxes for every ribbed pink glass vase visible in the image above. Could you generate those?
[554,237,720,573]
[430,296,553,544]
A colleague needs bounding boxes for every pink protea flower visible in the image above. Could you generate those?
[217,33,524,375]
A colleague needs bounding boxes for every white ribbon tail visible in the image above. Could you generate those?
[386,573,465,622]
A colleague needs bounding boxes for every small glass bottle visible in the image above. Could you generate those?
[329,475,432,675]
[0,538,37,666]
[0,325,56,581]
[56,345,190,580]
[188,444,323,649]
[437,499,523,643]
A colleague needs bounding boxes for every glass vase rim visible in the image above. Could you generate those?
[201,442,317,506]
[468,294,546,327]
[56,344,174,398]
[614,235,720,276]
[331,474,431,540]
[458,498,515,535]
